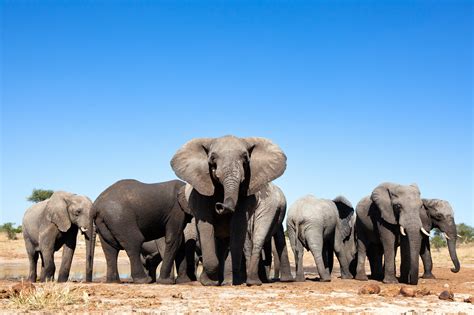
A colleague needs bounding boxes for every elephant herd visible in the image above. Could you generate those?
[22,135,460,287]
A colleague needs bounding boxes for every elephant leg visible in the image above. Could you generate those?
[368,245,383,280]
[157,231,183,285]
[420,237,435,279]
[197,219,220,286]
[323,235,334,275]
[99,234,121,283]
[380,227,398,284]
[287,225,304,282]
[258,240,272,283]
[40,249,56,282]
[216,237,231,285]
[175,239,192,284]
[184,239,198,281]
[355,237,369,281]
[307,229,331,282]
[271,238,280,279]
[57,232,77,282]
[273,225,293,282]
[230,209,247,286]
[25,241,38,282]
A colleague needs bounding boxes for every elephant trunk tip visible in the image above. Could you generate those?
[215,197,236,214]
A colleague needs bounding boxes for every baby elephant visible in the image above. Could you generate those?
[287,195,356,282]
[22,191,93,282]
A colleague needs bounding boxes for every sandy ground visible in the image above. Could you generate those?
[1,233,473,313]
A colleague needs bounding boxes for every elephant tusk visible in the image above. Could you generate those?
[80,227,88,233]
[400,225,406,236]
[442,232,450,240]
[457,234,462,238]
[421,227,430,237]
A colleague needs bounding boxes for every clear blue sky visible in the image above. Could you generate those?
[1,1,472,226]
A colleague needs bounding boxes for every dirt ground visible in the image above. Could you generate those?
[1,233,473,314]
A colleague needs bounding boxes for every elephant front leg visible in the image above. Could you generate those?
[58,233,77,282]
[420,237,435,279]
[230,210,247,285]
[40,249,56,282]
[157,232,183,285]
[197,220,220,286]
[380,227,398,284]
[273,225,294,282]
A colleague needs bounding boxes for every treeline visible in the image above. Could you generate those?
[430,223,474,249]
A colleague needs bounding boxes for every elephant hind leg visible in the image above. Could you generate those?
[306,229,331,282]
[25,241,39,282]
[273,225,293,282]
[287,225,304,282]
[98,233,121,283]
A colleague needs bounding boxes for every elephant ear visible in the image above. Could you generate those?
[333,196,354,241]
[371,183,397,225]
[45,191,72,232]
[420,198,434,231]
[170,138,214,196]
[244,137,287,195]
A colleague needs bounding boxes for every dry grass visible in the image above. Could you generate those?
[8,281,89,311]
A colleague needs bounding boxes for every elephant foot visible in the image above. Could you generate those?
[157,277,176,285]
[355,273,368,281]
[382,276,398,284]
[232,275,245,286]
[340,274,353,280]
[57,277,68,283]
[279,274,294,282]
[319,276,331,282]
[221,278,233,286]
[422,273,436,279]
[199,272,219,286]
[176,275,193,284]
[106,278,121,283]
[246,278,262,286]
[295,275,306,282]
[133,276,153,284]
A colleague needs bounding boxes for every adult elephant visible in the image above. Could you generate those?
[355,182,428,285]
[86,179,191,284]
[286,195,356,282]
[22,191,93,282]
[171,135,289,286]
[419,198,460,278]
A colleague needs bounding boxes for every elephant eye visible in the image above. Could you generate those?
[75,209,82,216]
[242,153,249,163]
[433,213,444,220]
[209,153,217,165]
[393,204,402,211]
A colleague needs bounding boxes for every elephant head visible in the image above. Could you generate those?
[45,191,93,233]
[371,182,425,284]
[171,135,286,214]
[422,198,460,273]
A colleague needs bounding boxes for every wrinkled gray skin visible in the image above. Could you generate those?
[355,183,425,285]
[171,135,289,286]
[243,183,293,285]
[141,220,201,282]
[419,199,460,278]
[286,195,356,282]
[22,192,92,282]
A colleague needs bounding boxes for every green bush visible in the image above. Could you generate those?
[0,222,21,240]
[27,189,54,203]
[457,223,474,244]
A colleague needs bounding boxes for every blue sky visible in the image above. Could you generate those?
[1,1,472,226]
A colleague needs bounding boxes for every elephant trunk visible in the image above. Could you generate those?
[447,237,460,273]
[85,217,96,282]
[408,236,421,285]
[215,173,240,214]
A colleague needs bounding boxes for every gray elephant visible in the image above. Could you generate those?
[419,198,460,278]
[286,195,356,282]
[355,182,428,285]
[87,179,190,284]
[22,191,93,282]
[171,135,291,286]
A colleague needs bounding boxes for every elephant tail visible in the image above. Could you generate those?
[85,209,96,282]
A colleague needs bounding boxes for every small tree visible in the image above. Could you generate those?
[0,223,20,240]
[27,189,54,203]
[457,223,474,244]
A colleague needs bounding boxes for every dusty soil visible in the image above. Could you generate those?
[1,233,473,314]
